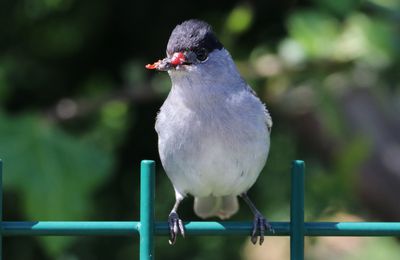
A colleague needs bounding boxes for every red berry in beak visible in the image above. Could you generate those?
[145,52,186,71]
[170,52,186,66]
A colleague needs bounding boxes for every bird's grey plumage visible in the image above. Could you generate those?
[156,47,271,198]
[153,19,273,245]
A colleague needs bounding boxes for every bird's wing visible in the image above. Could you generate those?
[245,84,273,133]
[265,108,272,133]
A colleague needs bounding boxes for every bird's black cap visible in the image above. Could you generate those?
[166,19,223,55]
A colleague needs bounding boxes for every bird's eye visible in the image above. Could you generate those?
[195,48,208,62]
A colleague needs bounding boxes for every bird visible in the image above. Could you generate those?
[146,19,273,245]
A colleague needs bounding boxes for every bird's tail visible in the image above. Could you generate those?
[194,195,239,220]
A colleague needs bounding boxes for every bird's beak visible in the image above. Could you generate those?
[145,52,186,71]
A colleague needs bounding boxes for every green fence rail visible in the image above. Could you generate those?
[1,159,400,259]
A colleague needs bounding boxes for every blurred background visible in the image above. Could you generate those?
[1,0,400,259]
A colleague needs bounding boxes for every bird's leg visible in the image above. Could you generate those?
[168,195,185,245]
[240,193,274,245]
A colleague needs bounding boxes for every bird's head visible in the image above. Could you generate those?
[146,19,239,82]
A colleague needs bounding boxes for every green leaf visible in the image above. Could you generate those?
[312,0,361,16]
[288,10,340,59]
[345,13,396,67]
[0,112,113,256]
[225,5,253,34]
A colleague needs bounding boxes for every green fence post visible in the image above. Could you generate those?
[290,160,305,260]
[140,160,155,260]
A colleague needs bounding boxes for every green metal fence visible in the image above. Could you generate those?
[1,159,400,259]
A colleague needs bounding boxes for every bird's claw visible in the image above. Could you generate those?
[168,212,185,245]
[251,212,274,245]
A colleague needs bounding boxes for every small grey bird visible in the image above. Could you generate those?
[146,19,273,245]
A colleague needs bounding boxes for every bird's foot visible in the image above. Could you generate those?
[250,212,274,245]
[168,211,185,245]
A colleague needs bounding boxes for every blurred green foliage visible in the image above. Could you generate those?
[0,112,112,255]
[0,0,400,259]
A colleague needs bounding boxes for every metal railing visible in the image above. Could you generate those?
[1,160,400,259]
